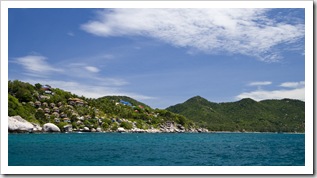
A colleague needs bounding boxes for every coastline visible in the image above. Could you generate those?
[8,130,304,134]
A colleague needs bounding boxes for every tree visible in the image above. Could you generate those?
[35,83,42,90]
[35,110,47,124]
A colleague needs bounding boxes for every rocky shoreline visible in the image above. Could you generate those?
[9,115,302,134]
[8,115,209,134]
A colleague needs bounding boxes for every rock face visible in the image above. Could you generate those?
[117,127,126,133]
[63,125,73,132]
[32,123,43,132]
[43,123,61,132]
[8,116,34,133]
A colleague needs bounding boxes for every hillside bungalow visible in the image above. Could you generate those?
[120,100,132,106]
[63,118,71,123]
[39,95,50,100]
[41,85,52,94]
[34,101,41,107]
[28,101,35,107]
[54,118,60,123]
[68,98,85,106]
[52,112,60,118]
[50,103,56,108]
[53,107,59,113]
[44,108,50,114]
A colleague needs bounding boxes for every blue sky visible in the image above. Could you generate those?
[8,8,305,109]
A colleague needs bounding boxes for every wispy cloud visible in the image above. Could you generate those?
[24,79,155,100]
[85,66,100,73]
[237,81,305,101]
[81,8,304,62]
[14,55,62,77]
[248,81,272,86]
[280,81,305,88]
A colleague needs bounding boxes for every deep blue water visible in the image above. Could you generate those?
[8,133,304,166]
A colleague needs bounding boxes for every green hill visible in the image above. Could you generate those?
[166,96,305,132]
[8,80,196,132]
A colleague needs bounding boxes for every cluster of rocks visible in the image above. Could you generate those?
[8,116,61,133]
[116,127,161,133]
[159,121,186,133]
[188,127,209,133]
[74,127,103,133]
[8,115,209,134]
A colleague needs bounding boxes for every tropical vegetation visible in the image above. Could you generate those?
[166,96,305,132]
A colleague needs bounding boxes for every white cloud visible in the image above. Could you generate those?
[236,88,304,101]
[24,79,155,100]
[81,9,304,62]
[14,55,62,76]
[85,66,100,73]
[237,81,305,101]
[248,81,272,86]
[67,63,127,86]
[280,81,305,88]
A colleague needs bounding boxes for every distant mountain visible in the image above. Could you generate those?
[166,96,305,132]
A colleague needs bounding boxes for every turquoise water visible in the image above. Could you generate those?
[8,133,304,166]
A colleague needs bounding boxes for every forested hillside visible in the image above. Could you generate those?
[166,96,305,132]
[8,80,196,132]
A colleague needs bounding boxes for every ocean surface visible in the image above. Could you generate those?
[8,132,304,166]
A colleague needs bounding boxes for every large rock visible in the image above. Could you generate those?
[83,127,90,132]
[43,123,61,132]
[8,116,34,133]
[117,127,126,133]
[32,123,42,132]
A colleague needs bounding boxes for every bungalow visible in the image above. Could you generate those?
[39,95,50,100]
[42,84,51,89]
[54,118,60,123]
[50,103,55,108]
[44,90,52,94]
[44,108,50,114]
[52,112,60,118]
[34,101,41,107]
[68,98,85,106]
[41,85,52,94]
[63,118,71,123]
[53,107,59,113]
